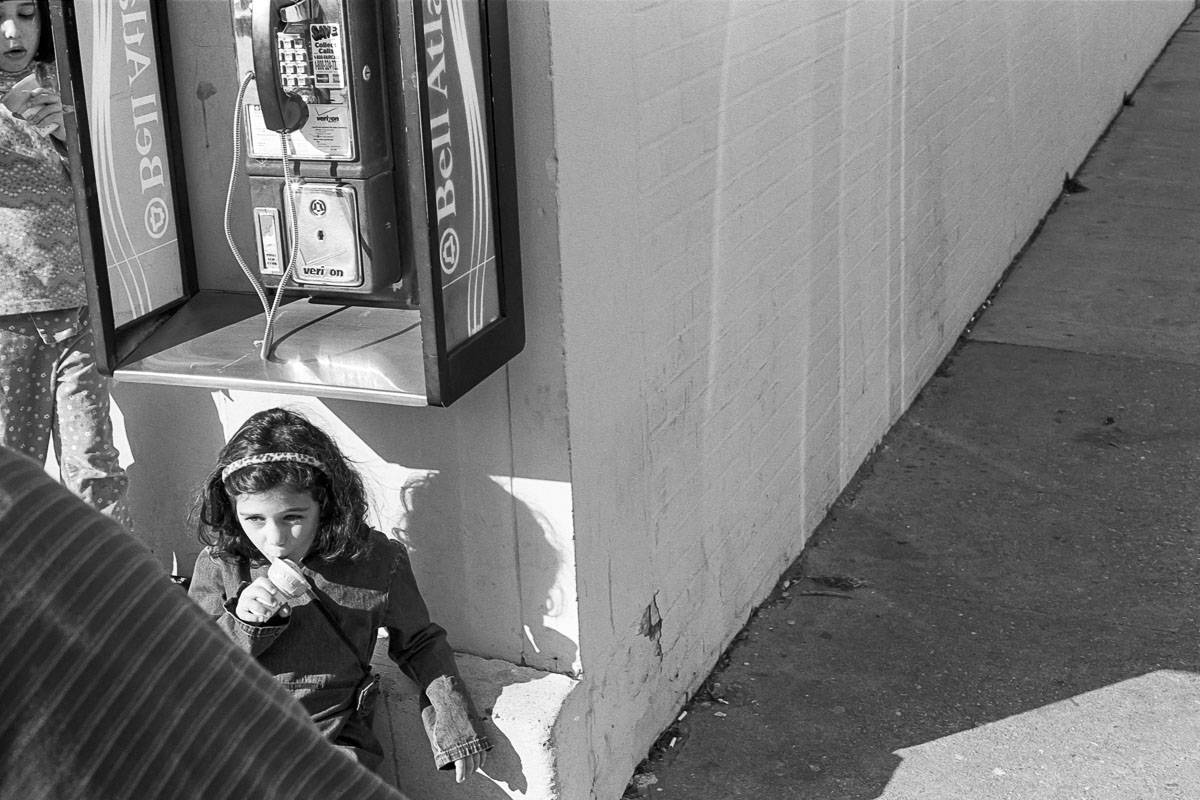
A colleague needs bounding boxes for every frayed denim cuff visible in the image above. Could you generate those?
[420,674,492,769]
[433,734,493,771]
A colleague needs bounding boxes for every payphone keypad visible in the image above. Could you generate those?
[277,34,312,91]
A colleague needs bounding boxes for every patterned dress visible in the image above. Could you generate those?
[0,62,130,528]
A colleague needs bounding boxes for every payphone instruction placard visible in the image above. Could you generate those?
[247,102,353,159]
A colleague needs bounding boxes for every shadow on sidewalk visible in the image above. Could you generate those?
[646,344,1200,798]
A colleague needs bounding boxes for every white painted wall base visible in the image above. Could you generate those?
[374,649,587,799]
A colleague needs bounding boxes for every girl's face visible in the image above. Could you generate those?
[0,1,38,74]
[234,485,320,562]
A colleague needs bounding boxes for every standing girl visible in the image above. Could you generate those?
[188,407,490,780]
[0,0,131,527]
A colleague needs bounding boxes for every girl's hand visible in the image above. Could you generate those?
[235,576,290,623]
[22,88,64,141]
[453,750,486,783]
[2,73,38,115]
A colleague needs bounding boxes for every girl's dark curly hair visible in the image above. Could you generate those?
[195,408,371,565]
[32,0,56,63]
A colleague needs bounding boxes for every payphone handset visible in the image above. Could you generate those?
[251,0,310,135]
[224,0,402,358]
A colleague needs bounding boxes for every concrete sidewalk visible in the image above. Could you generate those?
[637,13,1200,800]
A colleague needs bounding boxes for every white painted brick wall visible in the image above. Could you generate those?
[548,2,1192,797]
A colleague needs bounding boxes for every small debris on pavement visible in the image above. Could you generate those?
[633,773,658,790]
[810,574,867,590]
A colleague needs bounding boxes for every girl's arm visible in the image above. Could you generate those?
[383,541,492,775]
[188,548,289,657]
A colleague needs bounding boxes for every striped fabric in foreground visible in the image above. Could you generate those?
[0,445,409,800]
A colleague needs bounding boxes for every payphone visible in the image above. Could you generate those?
[51,0,524,406]
[228,0,402,302]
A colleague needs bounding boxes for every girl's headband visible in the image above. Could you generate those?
[221,452,326,482]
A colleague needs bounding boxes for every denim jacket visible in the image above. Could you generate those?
[189,530,490,770]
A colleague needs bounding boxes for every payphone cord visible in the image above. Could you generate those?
[223,72,301,361]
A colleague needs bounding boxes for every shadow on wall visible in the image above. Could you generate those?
[373,466,580,799]
[399,468,578,674]
[320,394,576,673]
[320,398,578,796]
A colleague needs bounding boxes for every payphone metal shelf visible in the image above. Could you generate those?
[112,292,429,406]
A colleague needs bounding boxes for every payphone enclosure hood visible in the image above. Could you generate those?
[52,0,523,407]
